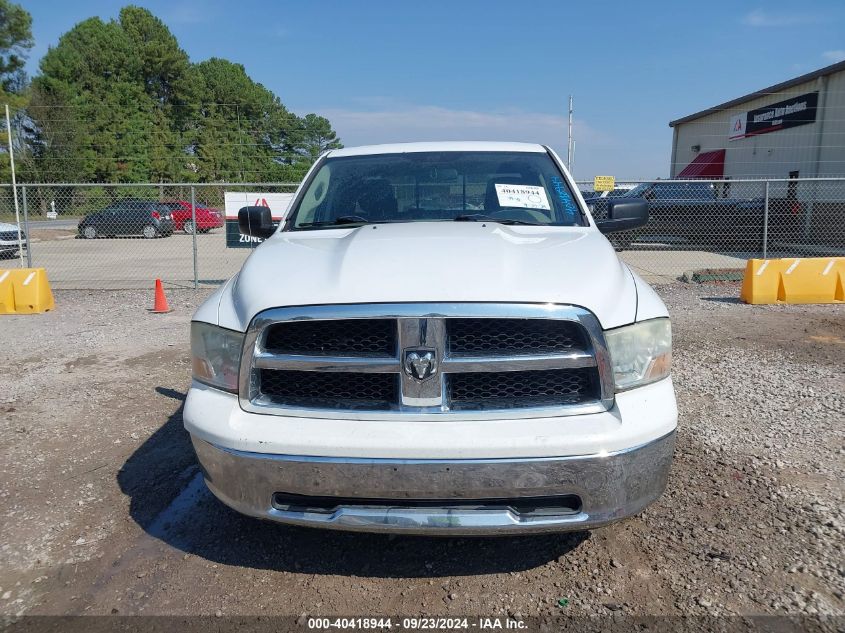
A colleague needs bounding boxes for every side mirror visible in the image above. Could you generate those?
[238,205,275,238]
[595,199,649,233]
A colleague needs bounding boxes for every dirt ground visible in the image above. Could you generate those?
[0,284,842,624]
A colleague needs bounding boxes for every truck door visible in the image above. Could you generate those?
[645,183,684,242]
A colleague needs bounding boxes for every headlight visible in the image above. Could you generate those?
[605,318,671,391]
[191,322,243,392]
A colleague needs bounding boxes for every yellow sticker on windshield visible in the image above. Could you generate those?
[494,184,551,210]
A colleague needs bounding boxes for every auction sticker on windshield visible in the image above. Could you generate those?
[495,184,551,210]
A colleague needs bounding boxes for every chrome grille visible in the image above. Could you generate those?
[264,319,395,356]
[449,368,597,410]
[448,318,586,355]
[240,303,614,420]
[259,369,397,410]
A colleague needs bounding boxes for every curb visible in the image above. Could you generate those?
[681,269,745,283]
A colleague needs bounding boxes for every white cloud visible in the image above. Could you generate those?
[822,50,845,63]
[164,2,213,24]
[742,9,819,27]
[303,104,669,179]
[315,104,613,149]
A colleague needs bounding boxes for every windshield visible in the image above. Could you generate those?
[624,183,651,197]
[287,151,585,229]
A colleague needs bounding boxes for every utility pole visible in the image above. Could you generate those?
[567,95,573,171]
[5,104,24,266]
[571,140,576,178]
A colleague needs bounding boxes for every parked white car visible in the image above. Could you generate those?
[185,141,676,535]
[0,222,26,259]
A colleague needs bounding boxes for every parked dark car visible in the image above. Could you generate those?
[78,200,175,239]
[580,185,636,202]
[589,182,800,250]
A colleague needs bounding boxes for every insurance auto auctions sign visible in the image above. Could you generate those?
[728,91,818,141]
[224,191,295,248]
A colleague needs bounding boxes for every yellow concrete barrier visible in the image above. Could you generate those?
[0,268,56,314]
[740,257,845,304]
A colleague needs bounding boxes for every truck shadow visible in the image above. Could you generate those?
[117,388,589,578]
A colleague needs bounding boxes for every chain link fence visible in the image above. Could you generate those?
[577,177,845,280]
[1,178,843,287]
[0,183,298,288]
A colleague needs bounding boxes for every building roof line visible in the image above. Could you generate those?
[669,60,845,128]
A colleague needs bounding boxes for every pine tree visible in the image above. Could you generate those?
[22,5,342,184]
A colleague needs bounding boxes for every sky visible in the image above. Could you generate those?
[20,0,845,179]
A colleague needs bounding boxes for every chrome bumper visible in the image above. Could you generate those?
[191,431,675,535]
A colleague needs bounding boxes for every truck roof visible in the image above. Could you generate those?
[326,141,547,158]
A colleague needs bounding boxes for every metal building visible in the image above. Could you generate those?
[669,60,845,179]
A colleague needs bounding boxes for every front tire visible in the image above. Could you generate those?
[183,220,195,235]
[83,226,97,239]
[142,225,157,239]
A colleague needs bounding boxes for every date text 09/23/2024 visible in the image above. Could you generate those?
[307,617,528,629]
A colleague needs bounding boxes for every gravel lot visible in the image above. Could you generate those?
[0,283,842,624]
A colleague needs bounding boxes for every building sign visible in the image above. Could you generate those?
[728,114,746,140]
[728,91,818,141]
[224,191,295,248]
[593,175,615,192]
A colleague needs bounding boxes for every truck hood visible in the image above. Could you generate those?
[219,222,637,330]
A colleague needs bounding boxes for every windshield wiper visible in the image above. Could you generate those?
[297,214,542,229]
[453,214,540,226]
[298,215,371,228]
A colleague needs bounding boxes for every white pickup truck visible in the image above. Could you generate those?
[185,142,677,535]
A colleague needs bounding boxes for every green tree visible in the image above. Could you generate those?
[30,17,148,182]
[20,87,84,189]
[297,113,343,163]
[119,6,195,105]
[192,58,289,181]
[0,0,33,97]
[28,11,194,183]
[0,0,33,183]
[23,5,342,184]
[119,5,200,182]
[276,113,342,178]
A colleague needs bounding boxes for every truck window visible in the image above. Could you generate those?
[651,183,714,200]
[288,151,585,229]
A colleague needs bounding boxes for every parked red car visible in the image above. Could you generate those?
[161,200,224,234]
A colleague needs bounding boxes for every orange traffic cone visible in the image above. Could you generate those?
[151,278,172,313]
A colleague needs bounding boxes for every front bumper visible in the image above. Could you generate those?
[157,220,175,235]
[0,242,25,254]
[191,430,675,535]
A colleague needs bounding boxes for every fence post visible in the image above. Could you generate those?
[21,185,32,268]
[762,181,769,260]
[191,186,198,289]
